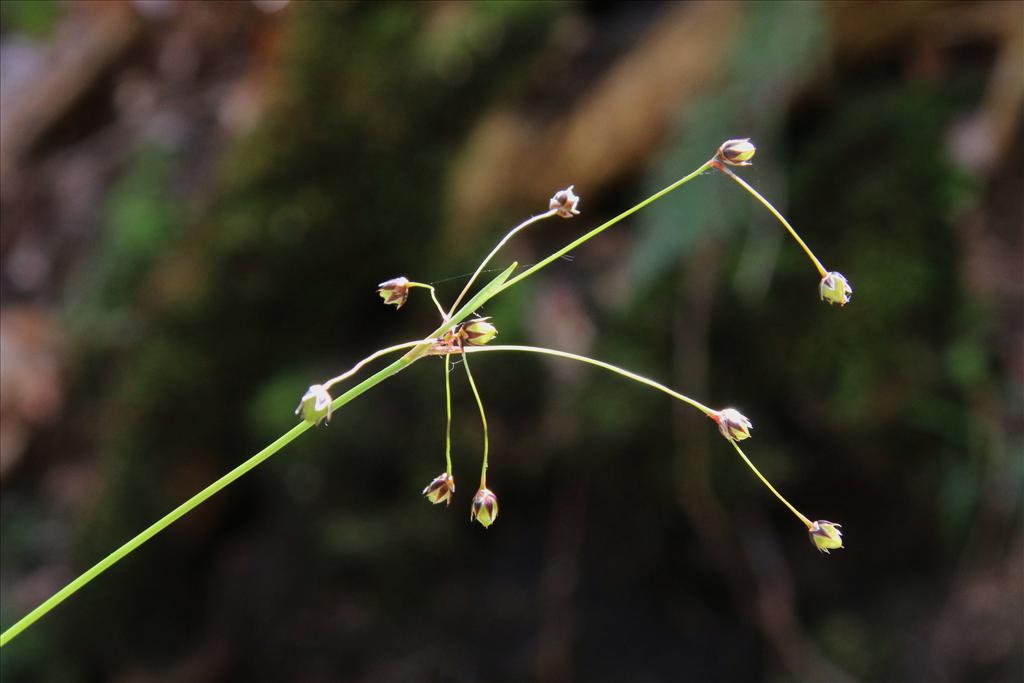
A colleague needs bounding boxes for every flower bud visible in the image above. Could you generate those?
[717,138,756,166]
[470,487,499,528]
[460,317,498,346]
[422,472,455,507]
[549,185,581,218]
[295,384,333,425]
[819,271,852,306]
[377,276,411,309]
[712,408,753,442]
[808,520,843,554]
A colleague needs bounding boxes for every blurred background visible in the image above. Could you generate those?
[1,1,1022,682]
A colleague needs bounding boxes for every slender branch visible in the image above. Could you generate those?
[461,351,489,488]
[499,161,713,292]
[446,209,559,318]
[322,340,425,391]
[729,440,813,528]
[408,282,447,320]
[444,354,453,475]
[463,344,812,528]
[461,344,714,416]
[712,161,828,278]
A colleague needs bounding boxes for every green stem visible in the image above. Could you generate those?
[460,351,489,488]
[499,161,713,292]
[0,352,407,648]
[712,161,828,278]
[444,354,453,475]
[446,209,559,318]
[729,439,813,528]
[461,344,714,416]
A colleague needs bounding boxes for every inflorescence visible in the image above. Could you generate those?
[298,139,850,551]
[0,138,855,650]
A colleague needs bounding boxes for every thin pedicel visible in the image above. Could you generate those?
[712,140,853,306]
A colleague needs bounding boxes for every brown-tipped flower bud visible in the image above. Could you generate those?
[422,472,455,507]
[712,408,753,442]
[377,276,411,309]
[808,520,844,554]
[819,271,853,306]
[717,138,757,166]
[460,317,498,346]
[470,487,499,528]
[549,185,581,218]
[295,384,333,425]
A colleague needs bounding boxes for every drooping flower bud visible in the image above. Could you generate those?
[295,384,333,425]
[422,472,455,507]
[717,138,756,166]
[712,408,753,442]
[819,271,853,306]
[460,317,498,346]
[377,276,411,309]
[808,520,844,554]
[470,487,499,528]
[549,185,581,218]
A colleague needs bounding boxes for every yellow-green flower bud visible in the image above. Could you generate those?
[422,472,455,507]
[819,271,853,306]
[377,276,410,309]
[717,138,756,166]
[549,185,581,218]
[470,487,499,528]
[295,384,333,425]
[712,408,753,442]
[461,317,498,346]
[808,520,843,554]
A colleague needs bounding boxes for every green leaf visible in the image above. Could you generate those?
[444,261,518,330]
